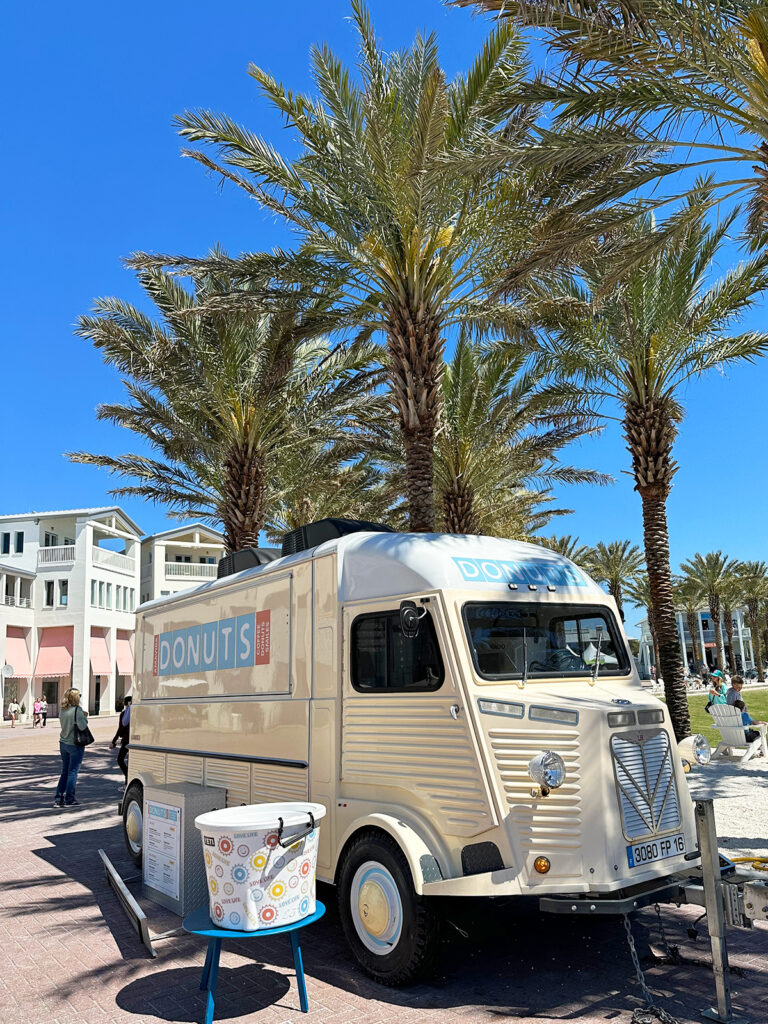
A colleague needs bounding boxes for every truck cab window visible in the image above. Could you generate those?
[351,610,444,692]
[463,602,629,680]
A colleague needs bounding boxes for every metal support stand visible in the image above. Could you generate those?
[695,801,748,1024]
[99,849,185,958]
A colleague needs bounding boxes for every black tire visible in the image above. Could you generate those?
[122,781,144,868]
[337,830,440,986]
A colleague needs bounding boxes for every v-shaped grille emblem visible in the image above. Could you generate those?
[611,731,680,841]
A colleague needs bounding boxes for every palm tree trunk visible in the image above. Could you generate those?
[442,481,479,534]
[626,399,689,739]
[386,303,443,533]
[722,601,737,674]
[686,609,701,671]
[637,484,689,738]
[747,607,764,682]
[221,443,266,553]
[610,582,624,621]
[646,605,661,679]
[709,594,725,672]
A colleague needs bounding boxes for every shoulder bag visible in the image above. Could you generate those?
[73,708,95,747]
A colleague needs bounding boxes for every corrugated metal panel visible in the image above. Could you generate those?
[342,698,493,837]
[489,727,582,853]
[611,731,681,841]
[204,759,250,807]
[166,753,204,786]
[129,749,166,784]
[250,763,309,804]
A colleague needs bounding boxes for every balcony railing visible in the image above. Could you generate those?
[37,545,75,566]
[2,594,32,609]
[165,562,218,579]
[92,546,136,575]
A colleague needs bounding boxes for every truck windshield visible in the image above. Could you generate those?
[463,602,629,680]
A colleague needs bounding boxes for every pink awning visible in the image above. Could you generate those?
[34,627,73,677]
[5,628,31,677]
[116,636,134,676]
[90,634,111,677]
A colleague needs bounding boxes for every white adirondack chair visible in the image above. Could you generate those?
[709,704,768,764]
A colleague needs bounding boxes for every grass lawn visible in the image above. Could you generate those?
[676,689,768,739]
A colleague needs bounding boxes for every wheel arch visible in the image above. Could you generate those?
[334,814,444,895]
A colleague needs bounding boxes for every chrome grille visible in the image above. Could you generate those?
[610,730,681,841]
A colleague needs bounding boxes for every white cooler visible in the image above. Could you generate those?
[195,802,326,931]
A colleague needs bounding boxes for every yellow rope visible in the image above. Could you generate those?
[729,857,768,871]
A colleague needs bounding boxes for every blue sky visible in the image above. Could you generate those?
[2,1,765,631]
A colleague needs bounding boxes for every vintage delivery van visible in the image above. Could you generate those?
[124,519,709,984]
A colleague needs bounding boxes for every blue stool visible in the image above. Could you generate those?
[182,902,325,1023]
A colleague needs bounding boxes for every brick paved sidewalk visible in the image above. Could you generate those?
[1,731,766,1024]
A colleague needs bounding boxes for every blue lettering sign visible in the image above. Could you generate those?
[155,612,258,677]
[452,556,586,587]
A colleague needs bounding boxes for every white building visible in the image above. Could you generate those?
[0,507,141,721]
[638,606,755,676]
[139,524,224,603]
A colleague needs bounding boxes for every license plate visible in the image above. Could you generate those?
[627,832,686,868]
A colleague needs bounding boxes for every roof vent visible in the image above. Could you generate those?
[281,518,395,557]
[217,547,281,580]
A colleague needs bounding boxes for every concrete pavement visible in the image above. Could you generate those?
[1,727,767,1024]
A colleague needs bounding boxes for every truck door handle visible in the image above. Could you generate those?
[449,704,461,720]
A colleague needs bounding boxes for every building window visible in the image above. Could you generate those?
[1,533,9,555]
[106,583,112,610]
[98,581,104,608]
[116,585,122,611]
[14,532,24,553]
[200,556,215,564]
[91,580,97,606]
[148,552,152,563]
[59,580,68,607]
[129,589,135,611]
[44,532,58,547]
[350,610,444,693]
[45,580,55,607]
[160,590,170,597]
[64,537,74,546]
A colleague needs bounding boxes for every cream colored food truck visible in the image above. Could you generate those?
[124,519,710,984]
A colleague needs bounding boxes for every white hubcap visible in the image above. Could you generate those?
[125,799,143,855]
[351,860,403,954]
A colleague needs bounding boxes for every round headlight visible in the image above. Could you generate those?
[677,734,712,766]
[528,750,566,790]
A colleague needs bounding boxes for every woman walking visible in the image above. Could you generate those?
[33,697,41,728]
[54,688,89,808]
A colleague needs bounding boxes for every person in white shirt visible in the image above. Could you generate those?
[7,699,20,728]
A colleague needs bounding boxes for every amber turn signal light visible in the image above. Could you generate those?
[534,856,551,874]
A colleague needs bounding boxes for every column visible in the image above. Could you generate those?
[698,613,707,671]
[677,612,689,671]
[737,610,747,672]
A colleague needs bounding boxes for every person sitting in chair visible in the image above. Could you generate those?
[727,676,766,744]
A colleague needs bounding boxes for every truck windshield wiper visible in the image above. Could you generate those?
[591,626,603,687]
[519,628,528,689]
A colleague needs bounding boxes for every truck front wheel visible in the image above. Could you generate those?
[122,781,144,868]
[337,831,440,986]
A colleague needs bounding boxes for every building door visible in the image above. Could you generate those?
[42,679,59,718]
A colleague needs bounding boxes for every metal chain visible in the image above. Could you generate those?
[653,903,681,963]
[622,914,683,1024]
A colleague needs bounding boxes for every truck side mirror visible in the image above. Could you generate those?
[400,600,426,639]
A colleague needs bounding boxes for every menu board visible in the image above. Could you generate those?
[144,800,181,901]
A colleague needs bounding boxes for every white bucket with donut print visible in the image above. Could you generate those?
[195,802,326,931]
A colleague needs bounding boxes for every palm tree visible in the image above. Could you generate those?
[132,2,654,531]
[536,200,768,740]
[540,535,594,568]
[674,576,704,677]
[720,570,742,675]
[736,561,768,682]
[587,540,645,622]
[435,336,610,535]
[69,267,380,552]
[456,1,768,244]
[679,552,735,675]
[625,573,659,679]
[365,334,609,537]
